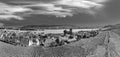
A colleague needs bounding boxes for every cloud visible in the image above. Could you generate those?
[19,0,107,17]
[0,15,23,20]
[0,2,32,20]
[0,0,108,20]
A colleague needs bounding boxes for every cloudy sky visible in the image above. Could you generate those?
[0,0,119,26]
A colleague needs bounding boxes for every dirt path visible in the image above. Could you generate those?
[108,31,120,57]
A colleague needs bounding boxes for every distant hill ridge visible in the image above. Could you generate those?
[18,24,102,29]
[0,24,105,30]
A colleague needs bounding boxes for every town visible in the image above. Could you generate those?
[0,28,100,47]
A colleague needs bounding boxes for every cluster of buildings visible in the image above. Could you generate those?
[0,28,100,47]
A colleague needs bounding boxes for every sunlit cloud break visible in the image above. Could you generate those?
[0,0,107,20]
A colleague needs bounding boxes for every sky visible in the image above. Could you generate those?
[0,0,119,26]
